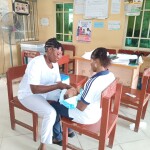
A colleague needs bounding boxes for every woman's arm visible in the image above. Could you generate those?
[30,82,71,94]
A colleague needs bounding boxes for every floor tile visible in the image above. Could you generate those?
[0,117,31,139]
[116,118,147,144]
[106,145,123,150]
[0,138,2,149]
[76,134,98,150]
[141,111,150,138]
[120,138,150,150]
[1,134,40,150]
[147,102,150,112]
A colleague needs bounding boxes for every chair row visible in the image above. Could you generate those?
[6,64,122,149]
[107,48,150,56]
[118,49,150,56]
[6,63,150,149]
[7,46,150,149]
[8,50,88,142]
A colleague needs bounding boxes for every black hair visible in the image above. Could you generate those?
[91,47,111,68]
[44,38,63,52]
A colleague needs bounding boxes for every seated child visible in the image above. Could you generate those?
[59,87,83,109]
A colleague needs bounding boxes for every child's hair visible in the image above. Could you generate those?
[64,88,78,99]
[45,37,63,52]
[91,47,111,68]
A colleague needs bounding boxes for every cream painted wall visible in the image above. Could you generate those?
[37,0,126,57]
[0,0,18,74]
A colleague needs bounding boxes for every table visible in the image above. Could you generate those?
[74,56,141,89]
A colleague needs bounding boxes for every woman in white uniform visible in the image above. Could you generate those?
[18,38,71,150]
[51,47,115,145]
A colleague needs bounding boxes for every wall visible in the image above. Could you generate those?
[37,0,126,57]
[28,0,150,74]
[0,0,19,74]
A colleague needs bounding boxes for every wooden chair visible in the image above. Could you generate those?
[107,49,117,54]
[58,55,88,89]
[6,65,38,141]
[119,67,150,132]
[61,79,122,150]
[137,51,150,57]
[21,50,40,65]
[62,44,76,73]
[118,49,135,55]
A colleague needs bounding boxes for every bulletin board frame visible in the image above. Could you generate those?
[13,0,30,15]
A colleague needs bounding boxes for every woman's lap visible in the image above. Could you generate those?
[19,94,56,117]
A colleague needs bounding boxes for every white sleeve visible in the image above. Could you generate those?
[54,63,61,82]
[81,81,101,104]
[27,61,42,85]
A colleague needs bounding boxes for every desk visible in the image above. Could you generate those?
[74,56,141,89]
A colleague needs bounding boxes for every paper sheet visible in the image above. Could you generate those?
[111,0,121,14]
[74,0,85,14]
[82,50,93,60]
[84,0,108,19]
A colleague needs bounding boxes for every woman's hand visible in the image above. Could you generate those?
[30,83,71,94]
[56,82,72,89]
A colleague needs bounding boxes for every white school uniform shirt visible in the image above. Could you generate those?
[18,55,61,101]
[69,70,115,124]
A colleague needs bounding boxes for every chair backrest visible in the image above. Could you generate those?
[62,44,75,57]
[142,67,150,94]
[21,50,40,65]
[107,49,117,54]
[118,49,135,55]
[6,65,27,103]
[58,55,70,74]
[137,51,150,57]
[100,79,122,136]
[101,79,122,114]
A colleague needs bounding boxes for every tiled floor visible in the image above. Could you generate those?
[0,77,150,150]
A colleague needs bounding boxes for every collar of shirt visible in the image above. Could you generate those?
[91,70,109,79]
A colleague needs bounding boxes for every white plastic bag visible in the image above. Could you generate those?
[129,121,147,131]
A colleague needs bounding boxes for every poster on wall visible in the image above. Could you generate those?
[76,20,92,42]
[124,0,143,16]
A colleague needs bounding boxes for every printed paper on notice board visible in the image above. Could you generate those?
[94,22,104,28]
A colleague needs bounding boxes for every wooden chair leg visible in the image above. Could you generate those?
[99,130,107,150]
[134,106,143,132]
[141,101,149,119]
[10,105,16,130]
[62,125,68,150]
[99,138,106,150]
[33,113,38,142]
[108,124,116,148]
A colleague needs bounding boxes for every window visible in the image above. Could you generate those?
[56,3,73,42]
[125,0,150,49]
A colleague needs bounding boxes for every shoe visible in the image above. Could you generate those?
[68,132,75,138]
[53,139,62,146]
